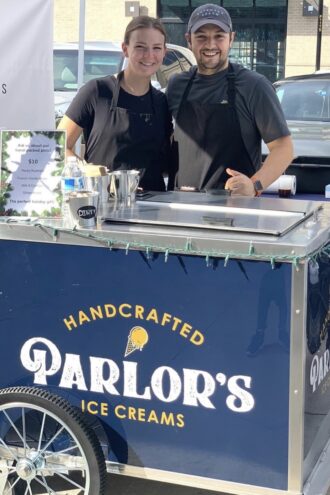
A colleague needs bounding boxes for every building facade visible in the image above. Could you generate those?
[54,0,330,81]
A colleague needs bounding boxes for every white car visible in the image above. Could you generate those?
[54,41,196,121]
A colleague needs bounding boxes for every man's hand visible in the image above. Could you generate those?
[225,168,255,196]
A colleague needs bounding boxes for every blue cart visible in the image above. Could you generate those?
[0,193,329,495]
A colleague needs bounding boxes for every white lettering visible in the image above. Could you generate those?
[20,338,255,413]
[90,357,120,395]
[226,376,255,413]
[123,361,151,399]
[310,350,330,392]
[59,354,87,390]
[20,337,61,385]
[183,369,216,409]
[151,366,181,402]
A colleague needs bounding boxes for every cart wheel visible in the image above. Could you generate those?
[0,387,106,494]
[2,482,15,495]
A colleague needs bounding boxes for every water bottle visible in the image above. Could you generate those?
[61,156,84,223]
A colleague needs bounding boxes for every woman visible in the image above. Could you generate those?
[58,16,172,191]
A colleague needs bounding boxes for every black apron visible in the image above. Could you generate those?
[173,64,254,191]
[97,72,166,191]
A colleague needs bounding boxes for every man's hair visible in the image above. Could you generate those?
[124,16,167,45]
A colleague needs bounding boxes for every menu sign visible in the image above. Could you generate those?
[0,130,65,217]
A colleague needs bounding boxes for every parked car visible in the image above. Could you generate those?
[263,71,330,194]
[54,41,196,121]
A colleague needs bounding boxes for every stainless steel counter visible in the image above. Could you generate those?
[104,192,322,236]
[0,193,329,261]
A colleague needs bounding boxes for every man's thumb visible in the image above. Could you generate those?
[226,168,241,177]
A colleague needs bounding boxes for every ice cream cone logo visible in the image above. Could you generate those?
[125,326,149,357]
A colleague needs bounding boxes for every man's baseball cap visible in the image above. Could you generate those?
[187,4,232,34]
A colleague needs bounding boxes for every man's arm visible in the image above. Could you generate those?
[252,135,294,188]
[225,135,294,196]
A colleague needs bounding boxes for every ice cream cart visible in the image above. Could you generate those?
[0,192,329,495]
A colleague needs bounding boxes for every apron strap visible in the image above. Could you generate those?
[109,70,156,114]
[226,63,236,108]
[176,67,198,120]
[177,65,237,115]
[109,72,122,110]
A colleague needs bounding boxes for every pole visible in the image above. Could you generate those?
[315,0,323,71]
[77,0,86,89]
[76,0,85,156]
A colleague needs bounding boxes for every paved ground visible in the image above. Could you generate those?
[37,477,228,495]
[34,473,330,495]
[105,473,330,495]
[105,474,229,495]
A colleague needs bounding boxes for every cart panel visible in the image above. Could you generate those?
[0,239,292,490]
[304,252,330,481]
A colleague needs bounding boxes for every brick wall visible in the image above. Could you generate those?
[54,0,157,43]
[286,0,330,76]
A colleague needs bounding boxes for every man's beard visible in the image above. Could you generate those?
[197,54,228,74]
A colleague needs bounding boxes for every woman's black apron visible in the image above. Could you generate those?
[96,71,167,191]
[173,64,255,191]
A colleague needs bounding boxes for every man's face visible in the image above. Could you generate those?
[186,24,235,75]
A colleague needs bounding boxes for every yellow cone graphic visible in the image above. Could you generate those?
[125,326,149,357]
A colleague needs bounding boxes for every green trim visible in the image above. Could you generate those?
[1,218,329,269]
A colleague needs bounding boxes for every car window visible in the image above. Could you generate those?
[157,50,183,89]
[276,80,330,121]
[173,49,193,72]
[54,49,124,91]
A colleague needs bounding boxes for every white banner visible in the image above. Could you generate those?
[0,0,54,130]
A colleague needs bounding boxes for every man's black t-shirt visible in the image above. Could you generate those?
[166,64,290,172]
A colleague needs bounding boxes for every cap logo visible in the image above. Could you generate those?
[198,8,222,17]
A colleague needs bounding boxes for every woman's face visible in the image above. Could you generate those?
[122,28,166,78]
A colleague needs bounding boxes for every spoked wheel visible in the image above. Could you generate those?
[0,387,106,494]
[2,482,15,495]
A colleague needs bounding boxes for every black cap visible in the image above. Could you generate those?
[187,4,232,34]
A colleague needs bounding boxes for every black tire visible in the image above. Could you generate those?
[0,386,106,494]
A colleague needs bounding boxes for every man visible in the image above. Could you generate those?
[166,4,294,196]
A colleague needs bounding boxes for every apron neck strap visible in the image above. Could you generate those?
[182,66,198,100]
[177,64,236,111]
[176,67,198,118]
[226,63,236,107]
[109,71,123,109]
[110,70,155,112]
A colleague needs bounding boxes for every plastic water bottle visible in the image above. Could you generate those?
[61,156,84,223]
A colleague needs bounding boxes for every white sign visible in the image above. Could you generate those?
[0,0,54,130]
[0,131,65,216]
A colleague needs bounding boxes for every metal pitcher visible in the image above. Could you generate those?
[84,174,111,205]
[109,170,140,207]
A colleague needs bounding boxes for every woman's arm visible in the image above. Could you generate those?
[57,115,83,159]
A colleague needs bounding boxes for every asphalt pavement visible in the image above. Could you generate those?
[105,473,330,495]
[105,474,229,495]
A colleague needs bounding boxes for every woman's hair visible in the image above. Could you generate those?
[124,15,167,45]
